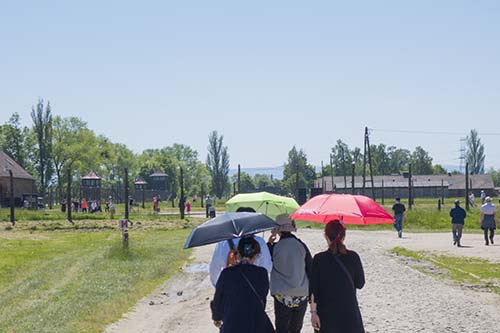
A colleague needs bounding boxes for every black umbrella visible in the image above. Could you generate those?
[184,212,278,249]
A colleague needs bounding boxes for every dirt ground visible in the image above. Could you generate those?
[105,230,500,333]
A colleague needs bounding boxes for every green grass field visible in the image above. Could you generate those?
[0,226,191,333]
[391,247,500,295]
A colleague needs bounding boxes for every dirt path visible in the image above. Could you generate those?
[105,230,500,333]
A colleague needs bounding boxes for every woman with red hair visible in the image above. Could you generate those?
[309,220,365,333]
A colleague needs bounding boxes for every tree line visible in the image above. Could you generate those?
[0,100,494,203]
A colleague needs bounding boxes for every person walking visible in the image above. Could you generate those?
[81,199,88,213]
[392,197,406,238]
[480,196,497,246]
[309,220,365,333]
[480,190,486,204]
[449,200,466,247]
[267,215,312,333]
[186,200,191,216]
[211,237,275,333]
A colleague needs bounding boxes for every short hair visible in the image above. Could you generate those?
[395,197,401,201]
[238,236,260,259]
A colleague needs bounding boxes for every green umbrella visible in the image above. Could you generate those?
[226,192,299,219]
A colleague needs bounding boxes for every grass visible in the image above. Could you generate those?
[296,197,486,232]
[391,247,500,295]
[0,227,191,333]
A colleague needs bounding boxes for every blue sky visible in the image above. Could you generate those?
[1,1,500,169]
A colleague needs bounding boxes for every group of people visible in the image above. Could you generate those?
[463,194,498,246]
[391,194,497,247]
[209,208,365,333]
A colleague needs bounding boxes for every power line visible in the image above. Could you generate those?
[370,128,500,136]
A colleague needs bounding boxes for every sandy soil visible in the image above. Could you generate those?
[105,230,500,333]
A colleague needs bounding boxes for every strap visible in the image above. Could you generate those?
[239,270,265,308]
[227,239,236,250]
[331,253,355,291]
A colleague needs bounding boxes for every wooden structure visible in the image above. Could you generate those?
[0,151,36,207]
[80,171,102,204]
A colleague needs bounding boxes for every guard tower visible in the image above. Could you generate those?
[81,171,102,204]
[149,170,167,191]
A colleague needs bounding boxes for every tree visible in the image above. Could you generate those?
[410,146,433,175]
[231,172,255,193]
[466,129,485,174]
[432,164,447,175]
[52,116,100,201]
[331,140,352,185]
[387,146,410,174]
[206,131,230,198]
[282,146,316,195]
[0,113,30,168]
[31,99,53,198]
[369,144,390,175]
[488,168,500,187]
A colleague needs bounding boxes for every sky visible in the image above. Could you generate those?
[1,0,500,169]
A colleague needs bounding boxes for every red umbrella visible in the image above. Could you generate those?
[291,194,393,225]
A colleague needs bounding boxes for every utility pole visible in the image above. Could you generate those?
[408,164,413,210]
[362,129,367,195]
[237,164,241,194]
[465,163,470,211]
[321,160,325,192]
[67,168,73,223]
[329,153,335,193]
[179,167,185,219]
[124,168,129,220]
[381,179,385,205]
[351,162,355,194]
[366,128,375,199]
[9,170,15,225]
[295,163,300,199]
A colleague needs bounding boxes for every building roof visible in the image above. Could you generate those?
[82,170,101,180]
[134,179,147,185]
[150,169,167,177]
[0,151,34,180]
[317,174,494,191]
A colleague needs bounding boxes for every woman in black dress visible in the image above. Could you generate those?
[310,220,365,333]
[211,236,275,333]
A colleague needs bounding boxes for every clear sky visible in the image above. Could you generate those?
[2,1,500,169]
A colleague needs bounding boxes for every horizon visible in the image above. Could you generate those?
[2,1,500,169]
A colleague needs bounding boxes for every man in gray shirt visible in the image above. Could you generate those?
[267,214,312,333]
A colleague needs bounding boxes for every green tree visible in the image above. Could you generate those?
[0,113,30,168]
[331,140,352,186]
[206,131,230,198]
[410,146,433,175]
[283,146,316,195]
[231,172,255,193]
[31,99,53,198]
[466,129,485,174]
[488,168,500,187]
[52,116,100,200]
[387,146,410,174]
[432,164,447,175]
[369,144,390,175]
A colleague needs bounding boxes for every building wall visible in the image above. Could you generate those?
[0,177,36,206]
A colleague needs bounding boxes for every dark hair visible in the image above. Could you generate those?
[325,220,347,255]
[395,197,401,202]
[236,207,256,213]
[237,236,260,259]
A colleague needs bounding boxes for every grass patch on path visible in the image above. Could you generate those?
[391,247,500,295]
[0,228,191,333]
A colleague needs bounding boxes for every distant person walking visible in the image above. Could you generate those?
[392,198,406,238]
[309,220,365,333]
[480,190,486,204]
[205,195,213,218]
[267,214,312,333]
[186,201,191,216]
[81,199,88,213]
[480,197,497,246]
[450,200,466,247]
[469,192,476,208]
